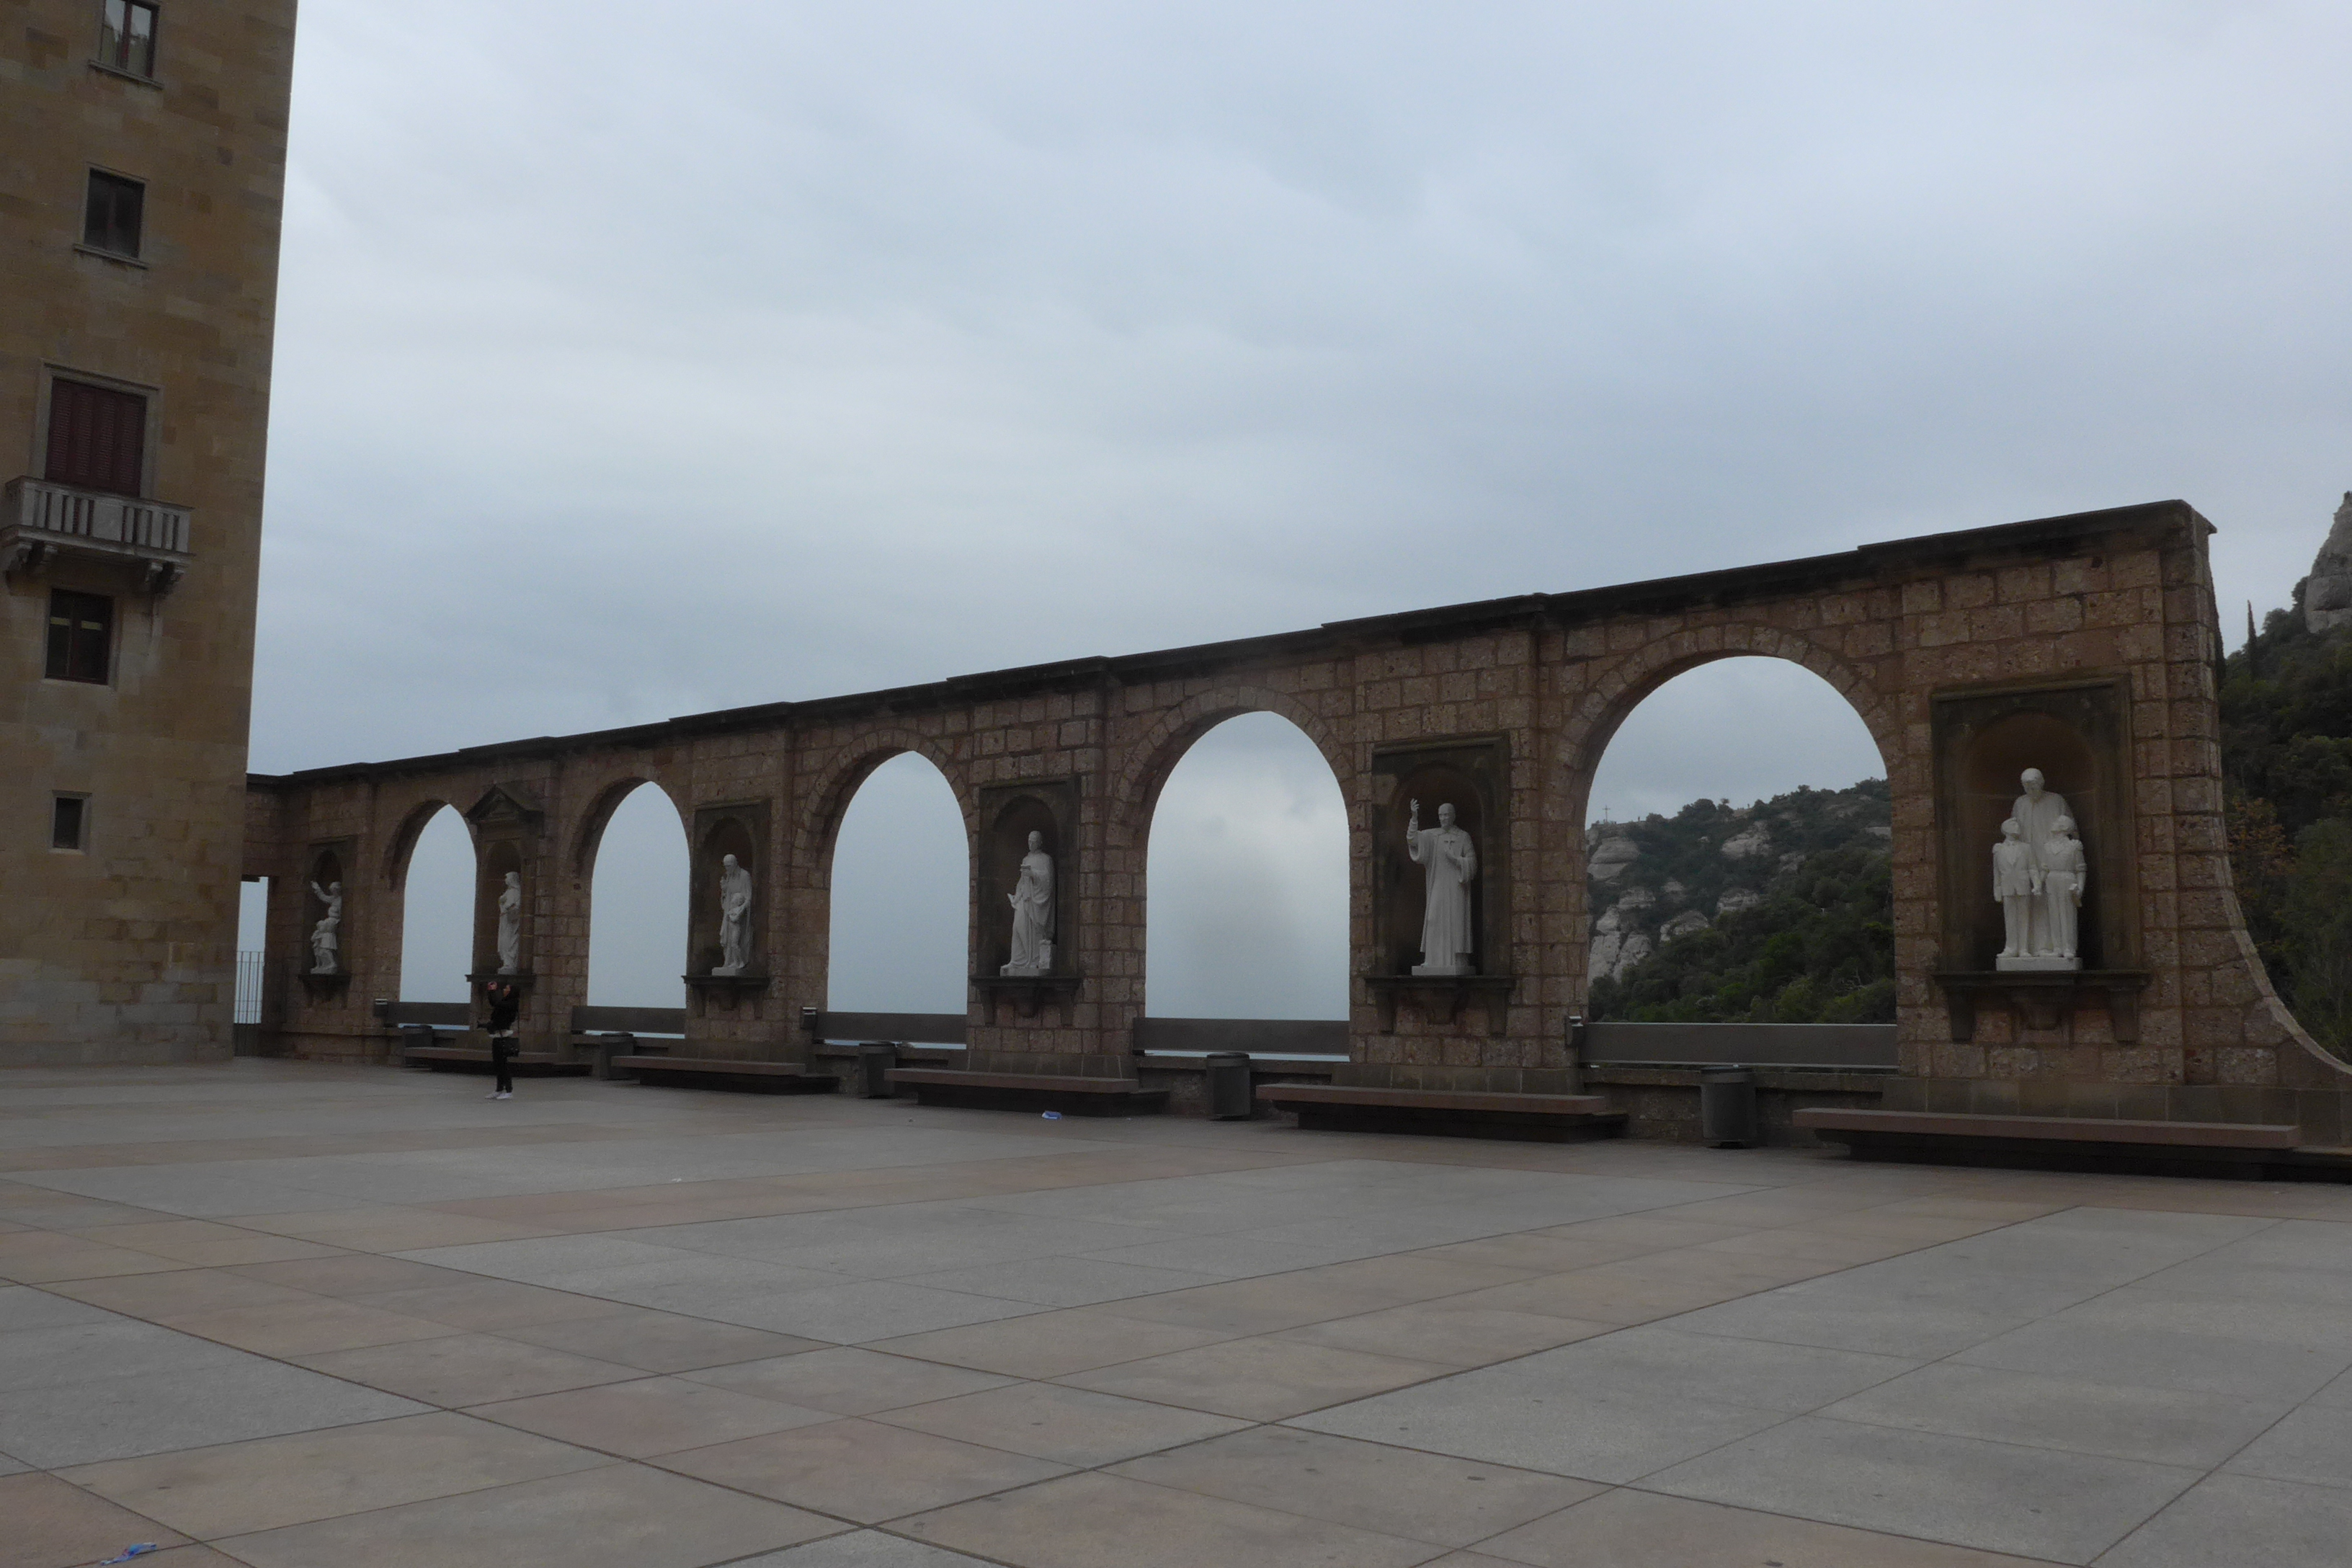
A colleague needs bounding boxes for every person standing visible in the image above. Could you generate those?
[484,979,520,1100]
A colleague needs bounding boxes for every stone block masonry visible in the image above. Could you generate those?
[243,501,2352,1135]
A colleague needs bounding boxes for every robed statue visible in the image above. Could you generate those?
[1407,800,1478,976]
[713,853,753,975]
[308,879,342,974]
[496,870,522,975]
[1001,830,1055,976]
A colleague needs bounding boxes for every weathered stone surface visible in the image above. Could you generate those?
[2302,491,2352,633]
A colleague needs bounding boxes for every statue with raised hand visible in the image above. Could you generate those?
[1406,800,1478,976]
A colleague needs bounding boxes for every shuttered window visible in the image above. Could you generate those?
[83,171,144,257]
[45,379,147,495]
[47,590,114,684]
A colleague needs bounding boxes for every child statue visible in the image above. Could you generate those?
[1992,818,2039,960]
[2040,816,2087,961]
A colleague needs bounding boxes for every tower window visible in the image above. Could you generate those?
[83,171,145,257]
[45,378,148,495]
[99,1,159,77]
[53,796,89,852]
[46,590,115,683]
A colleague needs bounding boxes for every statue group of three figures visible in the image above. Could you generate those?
[1992,767,2088,964]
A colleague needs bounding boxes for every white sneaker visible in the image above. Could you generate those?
[496,1091,512,1099]
[486,1091,500,1099]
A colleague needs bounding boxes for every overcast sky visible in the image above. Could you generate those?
[245,3,2352,1013]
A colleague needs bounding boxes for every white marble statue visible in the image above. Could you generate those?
[1000,831,1055,976]
[2041,816,2087,961]
[1407,800,1478,976]
[713,852,752,975]
[1992,819,2037,960]
[308,879,342,974]
[2011,769,2071,956]
[496,870,522,975]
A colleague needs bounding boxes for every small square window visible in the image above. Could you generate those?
[83,171,144,257]
[100,1,159,77]
[53,796,89,852]
[46,589,114,683]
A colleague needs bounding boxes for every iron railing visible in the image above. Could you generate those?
[233,950,265,1024]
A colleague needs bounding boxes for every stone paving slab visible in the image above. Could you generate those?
[6,1060,2352,1566]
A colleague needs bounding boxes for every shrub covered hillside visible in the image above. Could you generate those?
[1585,779,1894,1023]
[2223,597,2352,1053]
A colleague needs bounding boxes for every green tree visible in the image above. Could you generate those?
[1591,842,1895,1023]
[2280,818,2352,1054]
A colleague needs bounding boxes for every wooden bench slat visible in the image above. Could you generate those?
[1257,1084,1613,1116]
[1794,1109,2302,1150]
[882,1067,1168,1116]
[886,1069,1147,1093]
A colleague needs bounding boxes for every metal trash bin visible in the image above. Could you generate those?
[1204,1051,1253,1120]
[1700,1065,1759,1148]
[588,1033,636,1079]
[857,1042,900,1099]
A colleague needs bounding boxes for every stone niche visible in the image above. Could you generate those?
[1368,736,1513,1031]
[975,778,1078,992]
[1930,679,2144,1039]
[687,801,770,1005]
[465,783,542,984]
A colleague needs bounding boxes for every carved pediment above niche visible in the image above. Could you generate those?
[464,783,545,832]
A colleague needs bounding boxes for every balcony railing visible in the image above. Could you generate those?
[3,476,192,593]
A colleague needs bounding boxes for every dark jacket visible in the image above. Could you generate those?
[484,987,521,1038]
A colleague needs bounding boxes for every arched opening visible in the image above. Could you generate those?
[1583,656,1892,1023]
[398,806,472,1002]
[587,783,690,1007]
[1146,712,1348,1020]
[827,752,968,1014]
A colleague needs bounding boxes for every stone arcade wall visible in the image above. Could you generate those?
[243,502,2352,1136]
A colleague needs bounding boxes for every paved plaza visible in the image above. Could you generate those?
[4,1064,2352,1567]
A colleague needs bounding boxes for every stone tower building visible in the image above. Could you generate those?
[2,3,298,1062]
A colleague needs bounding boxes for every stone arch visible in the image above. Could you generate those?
[798,729,974,883]
[386,798,474,1004]
[1561,623,1902,822]
[383,796,461,889]
[1562,623,1905,1015]
[1112,685,1350,841]
[569,773,691,882]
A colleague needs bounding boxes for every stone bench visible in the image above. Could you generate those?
[1255,1083,1626,1144]
[613,1056,840,1095]
[398,1046,590,1077]
[1794,1108,2307,1180]
[571,1034,671,1080]
[885,1068,1169,1117]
